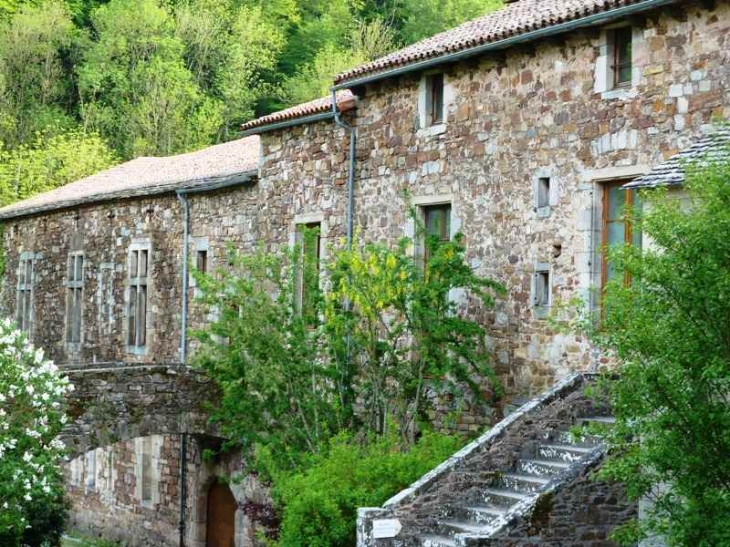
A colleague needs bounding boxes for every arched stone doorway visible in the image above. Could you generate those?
[206,481,236,547]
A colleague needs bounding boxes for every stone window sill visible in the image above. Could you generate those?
[126,345,148,356]
[599,86,638,101]
[417,123,447,138]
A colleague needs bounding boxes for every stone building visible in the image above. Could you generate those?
[0,0,728,544]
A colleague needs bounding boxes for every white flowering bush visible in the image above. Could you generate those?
[0,319,72,546]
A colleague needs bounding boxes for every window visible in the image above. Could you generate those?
[66,253,84,344]
[534,269,551,309]
[16,254,34,332]
[425,73,444,126]
[295,223,321,320]
[85,450,96,490]
[127,247,149,349]
[537,177,551,209]
[136,436,160,506]
[602,181,642,287]
[610,27,632,88]
[141,437,152,503]
[196,249,208,274]
[419,203,451,267]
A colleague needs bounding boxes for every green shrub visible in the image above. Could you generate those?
[266,431,464,547]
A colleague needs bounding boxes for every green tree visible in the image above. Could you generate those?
[175,0,285,139]
[398,0,502,44]
[191,238,348,470]
[193,219,504,466]
[77,0,221,158]
[0,1,76,148]
[0,320,73,546]
[594,155,730,545]
[264,431,464,547]
[0,130,116,206]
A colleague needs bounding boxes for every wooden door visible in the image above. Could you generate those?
[206,481,236,547]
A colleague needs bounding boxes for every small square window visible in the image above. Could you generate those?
[534,270,550,309]
[537,177,551,209]
[610,27,633,88]
[425,73,444,126]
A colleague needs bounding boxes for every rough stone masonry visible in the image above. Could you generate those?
[0,0,727,544]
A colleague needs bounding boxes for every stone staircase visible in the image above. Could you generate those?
[418,417,611,546]
[357,373,633,547]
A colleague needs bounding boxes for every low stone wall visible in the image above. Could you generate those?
[62,363,220,458]
[478,460,636,546]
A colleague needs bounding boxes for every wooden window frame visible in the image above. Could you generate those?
[421,203,452,267]
[127,246,150,350]
[610,26,633,88]
[425,73,445,126]
[295,222,322,318]
[16,253,34,333]
[601,180,640,290]
[66,252,84,344]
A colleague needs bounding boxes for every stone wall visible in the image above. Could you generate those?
[62,364,219,459]
[66,434,270,547]
[480,467,636,546]
[1,195,184,366]
[259,0,730,395]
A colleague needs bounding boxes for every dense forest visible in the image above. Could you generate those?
[0,0,501,206]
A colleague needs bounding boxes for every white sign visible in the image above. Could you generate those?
[373,518,402,539]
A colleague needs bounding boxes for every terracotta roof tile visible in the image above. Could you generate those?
[335,0,659,84]
[0,136,260,220]
[240,90,356,133]
[625,129,730,189]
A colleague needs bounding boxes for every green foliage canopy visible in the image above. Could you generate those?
[0,0,504,165]
[0,130,115,207]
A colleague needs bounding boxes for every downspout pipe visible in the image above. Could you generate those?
[175,174,254,365]
[178,432,187,547]
[174,174,254,547]
[331,89,356,250]
[176,191,190,365]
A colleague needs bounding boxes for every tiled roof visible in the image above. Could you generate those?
[625,129,730,189]
[240,90,356,133]
[335,0,662,84]
[0,136,260,220]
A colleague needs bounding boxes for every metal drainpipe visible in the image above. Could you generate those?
[331,89,356,249]
[178,432,187,547]
[176,191,190,547]
[177,191,190,364]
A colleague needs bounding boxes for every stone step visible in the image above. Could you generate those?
[537,443,592,463]
[420,534,456,547]
[437,520,490,536]
[480,487,531,508]
[554,429,604,447]
[576,416,616,426]
[516,458,570,477]
[449,503,506,525]
[498,473,550,493]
